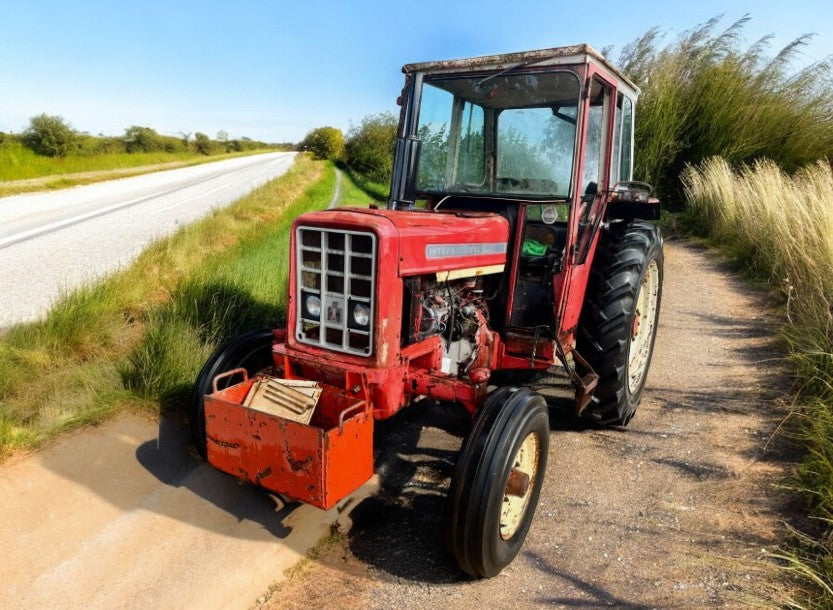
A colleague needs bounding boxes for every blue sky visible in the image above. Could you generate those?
[1,0,831,143]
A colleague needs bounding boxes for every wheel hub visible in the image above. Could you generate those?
[500,432,540,540]
[631,311,641,338]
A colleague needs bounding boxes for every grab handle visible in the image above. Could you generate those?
[211,368,249,394]
[337,402,366,434]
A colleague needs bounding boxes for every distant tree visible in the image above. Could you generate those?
[22,114,78,157]
[179,132,191,148]
[124,126,163,153]
[216,130,228,143]
[299,126,345,161]
[345,113,397,181]
[194,132,212,155]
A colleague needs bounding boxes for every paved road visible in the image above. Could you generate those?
[0,152,296,327]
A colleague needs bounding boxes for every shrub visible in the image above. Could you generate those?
[22,114,78,157]
[124,126,164,153]
[299,126,345,161]
[194,132,212,155]
[345,112,397,182]
[92,136,126,155]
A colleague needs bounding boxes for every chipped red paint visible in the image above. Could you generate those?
[279,207,509,420]
[293,208,509,278]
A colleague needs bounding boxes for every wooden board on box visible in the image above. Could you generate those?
[242,377,322,424]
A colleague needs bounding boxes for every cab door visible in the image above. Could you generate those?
[556,69,616,342]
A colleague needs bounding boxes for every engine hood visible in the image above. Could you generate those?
[294,207,510,278]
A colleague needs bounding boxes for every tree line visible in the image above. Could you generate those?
[2,113,282,158]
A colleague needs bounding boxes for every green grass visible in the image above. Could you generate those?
[335,165,383,207]
[0,138,277,182]
[121,167,336,409]
[683,157,833,606]
[616,16,833,203]
[338,163,389,203]
[0,155,333,456]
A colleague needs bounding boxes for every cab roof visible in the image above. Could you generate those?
[402,43,640,98]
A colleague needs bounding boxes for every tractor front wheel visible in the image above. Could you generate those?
[189,329,275,459]
[577,220,663,426]
[446,387,549,578]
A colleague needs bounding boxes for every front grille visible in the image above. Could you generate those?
[295,227,376,356]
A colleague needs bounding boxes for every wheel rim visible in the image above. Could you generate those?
[627,259,660,394]
[499,432,540,540]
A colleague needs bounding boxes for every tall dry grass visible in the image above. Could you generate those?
[616,16,833,202]
[683,157,833,606]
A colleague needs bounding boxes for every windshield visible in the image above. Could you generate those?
[415,70,581,199]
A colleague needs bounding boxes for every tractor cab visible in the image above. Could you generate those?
[389,45,649,351]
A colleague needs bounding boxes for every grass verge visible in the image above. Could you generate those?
[683,157,833,606]
[338,163,389,203]
[0,155,335,457]
[0,144,279,197]
[332,165,380,207]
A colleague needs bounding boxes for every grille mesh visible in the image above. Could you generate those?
[295,227,376,356]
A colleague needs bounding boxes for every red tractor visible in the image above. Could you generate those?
[191,44,663,578]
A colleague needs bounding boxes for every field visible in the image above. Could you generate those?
[0,139,279,197]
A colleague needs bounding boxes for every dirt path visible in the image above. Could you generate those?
[0,240,800,608]
[268,240,801,608]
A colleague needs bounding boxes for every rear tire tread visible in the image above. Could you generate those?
[577,220,663,426]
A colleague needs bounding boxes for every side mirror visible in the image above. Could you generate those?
[609,181,653,203]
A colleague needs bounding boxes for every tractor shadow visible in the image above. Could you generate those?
[134,414,298,539]
[347,401,466,583]
[346,384,583,584]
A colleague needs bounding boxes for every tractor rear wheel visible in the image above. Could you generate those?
[189,329,275,459]
[577,220,663,426]
[446,387,549,578]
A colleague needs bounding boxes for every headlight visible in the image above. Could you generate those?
[305,294,321,318]
[352,303,370,327]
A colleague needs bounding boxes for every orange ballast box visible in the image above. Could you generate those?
[204,376,374,510]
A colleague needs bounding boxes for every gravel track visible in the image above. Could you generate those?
[0,152,296,327]
[270,239,801,609]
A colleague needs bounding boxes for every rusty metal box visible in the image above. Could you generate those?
[204,376,374,510]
